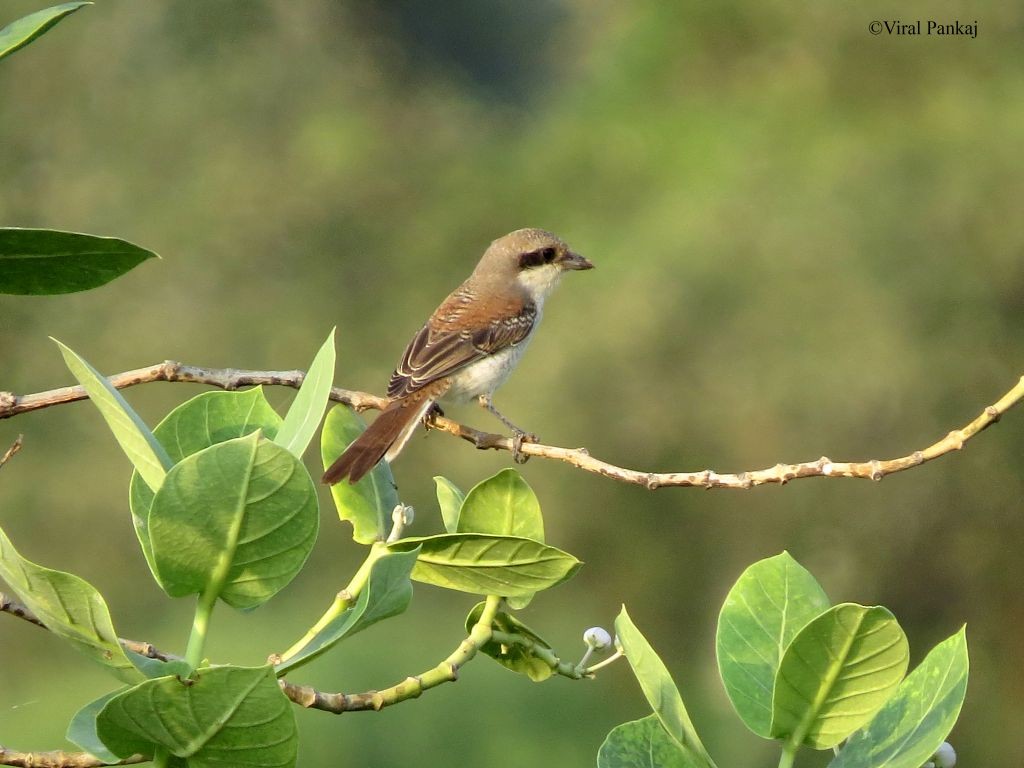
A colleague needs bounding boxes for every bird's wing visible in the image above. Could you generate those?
[387,297,537,399]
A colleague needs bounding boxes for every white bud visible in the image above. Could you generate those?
[933,742,956,768]
[392,504,414,526]
[583,626,612,650]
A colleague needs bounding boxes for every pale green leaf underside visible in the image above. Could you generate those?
[829,628,968,768]
[274,327,336,458]
[466,602,555,681]
[716,551,830,736]
[274,547,419,675]
[388,533,580,597]
[0,4,91,63]
[321,404,397,544]
[0,526,141,683]
[96,665,297,767]
[55,339,172,493]
[771,603,910,749]
[598,715,705,768]
[149,433,318,610]
[66,689,127,763]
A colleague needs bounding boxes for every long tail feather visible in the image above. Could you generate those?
[322,397,430,485]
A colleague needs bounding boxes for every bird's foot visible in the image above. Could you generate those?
[422,402,445,431]
[511,430,538,464]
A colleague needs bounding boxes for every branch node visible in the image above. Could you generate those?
[984,405,1000,421]
[947,430,966,450]
[869,460,884,481]
[645,473,660,490]
[912,450,925,465]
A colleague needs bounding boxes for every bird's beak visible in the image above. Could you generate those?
[561,251,594,271]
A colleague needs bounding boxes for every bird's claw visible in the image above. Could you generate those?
[511,431,538,464]
[422,402,445,431]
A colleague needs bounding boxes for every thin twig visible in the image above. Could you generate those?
[2,363,1022,489]
[0,592,181,662]
[0,747,145,767]
[278,596,587,714]
[0,435,23,471]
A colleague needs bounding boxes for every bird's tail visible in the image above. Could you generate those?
[322,396,432,485]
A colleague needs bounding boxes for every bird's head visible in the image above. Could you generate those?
[477,228,593,303]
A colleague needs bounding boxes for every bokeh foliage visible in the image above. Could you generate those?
[2,1,1022,765]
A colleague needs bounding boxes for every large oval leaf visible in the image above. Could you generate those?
[0,4,91,63]
[0,526,141,683]
[388,533,580,597]
[457,468,543,540]
[458,468,544,609]
[96,665,297,768]
[771,603,909,749]
[129,388,283,570]
[149,433,318,610]
[716,552,830,736]
[321,405,396,544]
[598,715,705,768]
[829,628,968,768]
[1,228,155,293]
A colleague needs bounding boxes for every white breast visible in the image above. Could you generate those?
[443,326,537,403]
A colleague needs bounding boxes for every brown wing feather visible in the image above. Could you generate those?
[387,292,536,399]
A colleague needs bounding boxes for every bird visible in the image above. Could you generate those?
[323,228,594,485]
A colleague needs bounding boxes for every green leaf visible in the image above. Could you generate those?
[274,328,336,458]
[129,388,283,573]
[0,228,155,293]
[125,650,192,681]
[457,468,543,539]
[149,433,318,610]
[433,476,465,533]
[67,689,127,764]
[598,715,706,768]
[0,3,91,63]
[274,547,419,675]
[0,525,141,683]
[54,339,172,493]
[716,552,830,737]
[321,404,397,544]
[389,533,581,598]
[615,607,715,767]
[458,468,544,609]
[465,602,555,681]
[829,628,968,768]
[96,665,297,767]
[771,603,910,749]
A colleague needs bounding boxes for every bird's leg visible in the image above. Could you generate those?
[423,401,445,431]
[477,394,536,464]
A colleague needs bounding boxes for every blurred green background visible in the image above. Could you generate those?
[2,1,1023,765]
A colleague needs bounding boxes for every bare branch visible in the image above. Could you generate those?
[2,362,1021,490]
[0,592,46,629]
[0,435,23,471]
[0,746,145,767]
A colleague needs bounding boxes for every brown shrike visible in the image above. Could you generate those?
[323,228,593,485]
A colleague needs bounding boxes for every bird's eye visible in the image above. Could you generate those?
[541,247,557,263]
